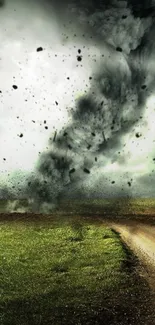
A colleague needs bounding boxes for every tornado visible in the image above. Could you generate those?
[1,1,155,212]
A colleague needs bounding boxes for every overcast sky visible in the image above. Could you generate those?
[0,0,95,172]
[1,0,155,206]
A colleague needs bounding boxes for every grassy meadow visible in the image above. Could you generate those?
[1,197,155,216]
[0,214,152,325]
[57,197,155,217]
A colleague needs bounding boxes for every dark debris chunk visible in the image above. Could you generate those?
[77,55,82,62]
[135,132,142,138]
[116,47,122,52]
[12,85,18,90]
[83,168,90,174]
[69,168,76,174]
[53,131,57,142]
[36,47,43,52]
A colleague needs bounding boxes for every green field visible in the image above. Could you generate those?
[58,197,155,216]
[0,215,152,325]
[1,197,155,215]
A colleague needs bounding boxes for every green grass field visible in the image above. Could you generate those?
[1,197,155,216]
[58,197,155,216]
[0,214,152,325]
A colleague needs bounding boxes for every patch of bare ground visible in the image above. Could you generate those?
[111,223,155,325]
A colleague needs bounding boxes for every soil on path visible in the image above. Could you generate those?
[110,222,155,324]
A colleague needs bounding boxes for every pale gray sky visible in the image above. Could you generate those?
[0,0,97,176]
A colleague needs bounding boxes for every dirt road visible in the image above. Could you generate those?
[111,222,155,292]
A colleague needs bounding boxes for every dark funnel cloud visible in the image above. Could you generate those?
[1,0,155,212]
[17,0,154,213]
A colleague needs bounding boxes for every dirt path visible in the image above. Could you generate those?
[111,222,155,296]
[108,222,155,324]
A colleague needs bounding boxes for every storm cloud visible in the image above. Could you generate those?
[1,0,155,212]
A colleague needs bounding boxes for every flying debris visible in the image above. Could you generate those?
[77,55,82,61]
[69,168,76,174]
[135,132,142,138]
[36,47,43,52]
[102,131,106,142]
[12,85,18,90]
[14,1,155,214]
[53,131,57,142]
[116,47,123,52]
[83,168,90,174]
[18,133,23,138]
[141,85,147,90]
